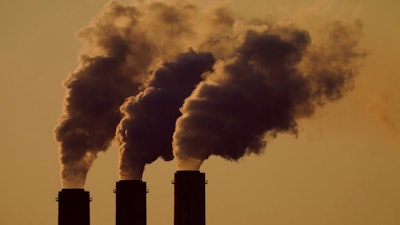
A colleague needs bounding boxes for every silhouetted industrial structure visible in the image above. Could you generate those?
[57,189,91,225]
[57,172,207,225]
[174,171,206,225]
[115,180,147,225]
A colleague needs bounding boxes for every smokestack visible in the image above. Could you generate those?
[174,171,206,225]
[57,189,91,225]
[115,180,147,225]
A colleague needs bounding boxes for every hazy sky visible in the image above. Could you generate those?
[0,0,399,225]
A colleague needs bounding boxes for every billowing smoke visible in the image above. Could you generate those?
[116,50,215,180]
[173,21,365,170]
[55,0,365,185]
[54,0,200,188]
[54,2,157,188]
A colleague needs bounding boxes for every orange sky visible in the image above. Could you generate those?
[0,0,399,225]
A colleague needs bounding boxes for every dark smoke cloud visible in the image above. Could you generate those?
[56,0,366,183]
[55,0,207,186]
[116,50,215,180]
[173,21,365,170]
[55,0,209,186]
[54,1,157,188]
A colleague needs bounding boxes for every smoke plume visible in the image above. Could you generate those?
[55,0,366,184]
[173,21,365,170]
[54,1,158,188]
[55,0,209,186]
[116,50,215,180]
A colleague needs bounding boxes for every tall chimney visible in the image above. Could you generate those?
[174,171,206,225]
[115,180,147,225]
[57,189,91,225]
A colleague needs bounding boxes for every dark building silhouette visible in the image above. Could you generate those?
[174,171,206,225]
[57,189,91,225]
[115,180,147,225]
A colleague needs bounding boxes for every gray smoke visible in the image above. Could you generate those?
[173,21,365,170]
[54,1,158,188]
[55,0,365,184]
[55,0,208,187]
[116,50,215,180]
